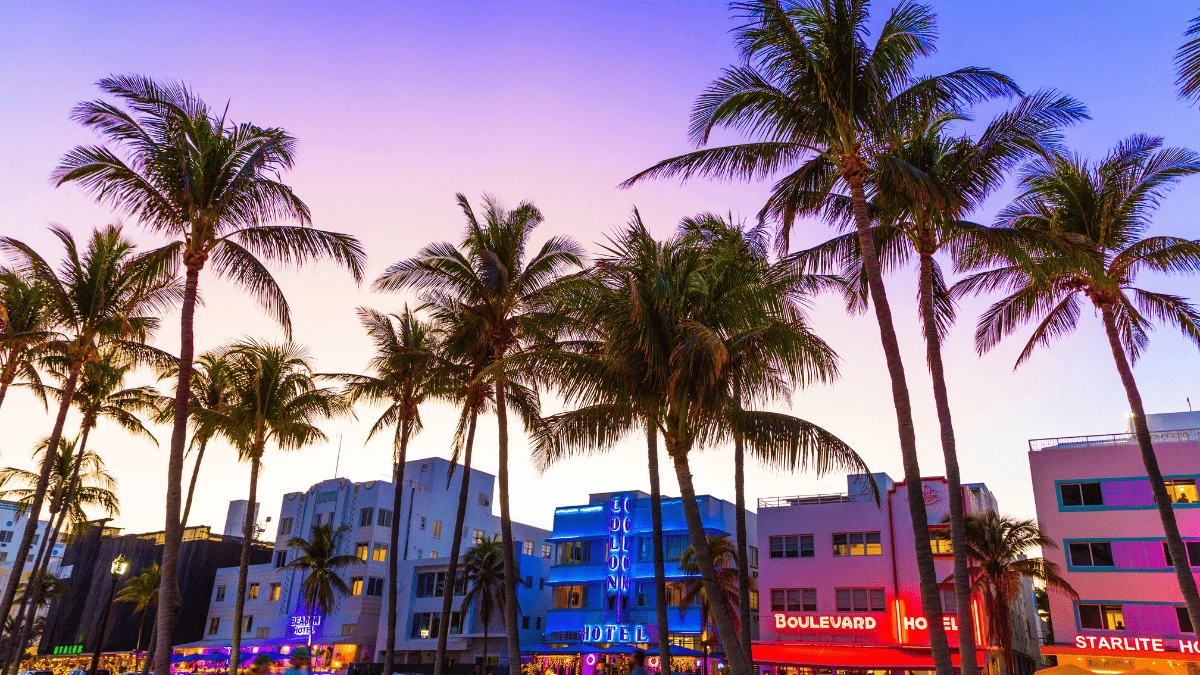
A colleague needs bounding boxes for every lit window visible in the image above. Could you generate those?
[473,529,485,545]
[356,542,369,561]
[373,544,388,562]
[433,520,442,538]
[930,530,953,555]
[247,583,259,600]
[207,617,220,635]
[554,585,587,609]
[1166,479,1199,505]
[833,532,881,557]
[1079,603,1125,630]
[350,577,364,596]
[269,583,281,602]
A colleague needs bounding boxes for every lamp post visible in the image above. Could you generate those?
[89,554,130,675]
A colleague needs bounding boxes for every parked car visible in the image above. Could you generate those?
[18,669,53,675]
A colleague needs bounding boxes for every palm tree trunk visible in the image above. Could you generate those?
[180,438,210,530]
[646,421,671,675]
[230,452,262,675]
[1100,306,1200,628]
[668,445,748,675]
[483,618,490,674]
[136,612,146,654]
[731,388,753,675]
[918,253,980,675]
[493,385,522,674]
[0,357,18,412]
[0,362,80,632]
[141,610,158,675]
[846,178,952,675]
[158,264,200,675]
[434,411,478,675]
[385,421,413,675]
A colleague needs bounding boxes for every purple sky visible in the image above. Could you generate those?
[2,1,1199,534]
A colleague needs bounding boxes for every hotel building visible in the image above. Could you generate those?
[541,491,756,661]
[1029,411,1200,675]
[754,473,1041,675]
[187,457,552,670]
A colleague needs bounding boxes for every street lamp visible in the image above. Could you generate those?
[89,554,130,675]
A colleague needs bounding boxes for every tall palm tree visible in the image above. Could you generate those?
[0,437,120,527]
[198,339,352,675]
[52,76,366,673]
[1175,13,1200,103]
[172,352,236,530]
[460,536,508,672]
[285,524,364,639]
[956,511,1076,675]
[332,307,444,675]
[679,536,748,665]
[622,4,1019,673]
[795,93,1086,671]
[956,135,1200,628]
[375,193,582,669]
[0,269,53,412]
[115,564,161,670]
[0,225,177,628]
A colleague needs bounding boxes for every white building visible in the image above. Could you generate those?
[0,500,63,589]
[192,457,553,669]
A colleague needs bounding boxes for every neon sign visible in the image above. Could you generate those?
[289,613,323,639]
[606,494,633,617]
[774,613,878,630]
[582,623,650,643]
[1075,635,1166,652]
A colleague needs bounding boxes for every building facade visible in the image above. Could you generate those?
[541,490,757,657]
[754,472,1040,675]
[1029,411,1200,675]
[0,499,62,592]
[191,457,552,670]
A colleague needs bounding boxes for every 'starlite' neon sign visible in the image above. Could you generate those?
[582,623,650,643]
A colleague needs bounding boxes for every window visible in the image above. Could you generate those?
[554,585,588,609]
[770,589,817,612]
[557,541,591,564]
[274,551,287,568]
[367,577,384,596]
[1166,479,1199,504]
[360,508,375,527]
[1069,542,1115,567]
[1179,607,1195,634]
[1162,542,1200,567]
[207,617,220,635]
[1060,482,1104,507]
[341,623,358,637]
[941,587,957,614]
[523,540,535,556]
[664,535,690,561]
[247,583,260,600]
[410,612,463,639]
[542,543,553,559]
[378,509,394,528]
[0,553,7,563]
[930,529,953,554]
[243,615,253,634]
[1079,603,1125,630]
[278,517,293,536]
[525,575,533,588]
[749,546,759,568]
[433,520,442,538]
[479,492,491,507]
[351,577,364,596]
[255,626,269,639]
[419,516,427,531]
[215,586,226,602]
[0,532,13,543]
[522,616,531,630]
[373,544,388,562]
[664,582,696,607]
[536,617,543,630]
[429,551,437,558]
[835,588,886,612]
[356,542,370,561]
[539,578,546,590]
[473,529,485,545]
[269,583,281,602]
[833,532,881,557]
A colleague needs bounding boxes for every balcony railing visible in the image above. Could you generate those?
[1028,428,1200,452]
[758,493,852,508]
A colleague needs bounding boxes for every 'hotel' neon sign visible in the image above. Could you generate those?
[289,613,323,639]
[582,623,650,643]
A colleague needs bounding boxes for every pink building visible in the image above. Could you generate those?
[1029,411,1200,675]
[753,473,1039,675]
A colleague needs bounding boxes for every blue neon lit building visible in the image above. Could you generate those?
[542,490,757,652]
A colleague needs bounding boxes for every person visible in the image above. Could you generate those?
[249,654,274,675]
[629,651,648,675]
[283,648,311,675]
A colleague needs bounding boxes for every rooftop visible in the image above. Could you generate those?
[1028,428,1200,452]
[758,493,852,509]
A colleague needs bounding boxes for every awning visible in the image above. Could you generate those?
[1041,645,1200,664]
[754,642,961,669]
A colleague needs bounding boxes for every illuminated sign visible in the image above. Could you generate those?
[53,645,84,655]
[606,494,633,622]
[582,623,650,643]
[289,613,323,639]
[1075,635,1166,652]
[774,613,878,630]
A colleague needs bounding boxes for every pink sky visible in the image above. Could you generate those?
[1,1,1199,534]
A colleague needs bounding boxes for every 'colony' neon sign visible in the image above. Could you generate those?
[606,494,633,619]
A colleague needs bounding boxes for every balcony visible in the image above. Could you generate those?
[1028,428,1200,452]
[758,494,851,509]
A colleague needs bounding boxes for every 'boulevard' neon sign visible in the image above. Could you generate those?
[774,613,878,630]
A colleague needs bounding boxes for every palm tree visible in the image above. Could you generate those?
[198,339,352,674]
[795,94,1086,671]
[332,307,444,675]
[52,76,366,673]
[622,4,1020,673]
[285,524,364,640]
[956,511,1076,675]
[166,351,237,531]
[375,193,582,669]
[679,536,747,669]
[115,564,161,670]
[0,269,53,412]
[0,437,120,527]
[460,536,508,672]
[0,225,177,628]
[1175,13,1200,103]
[955,135,1200,629]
